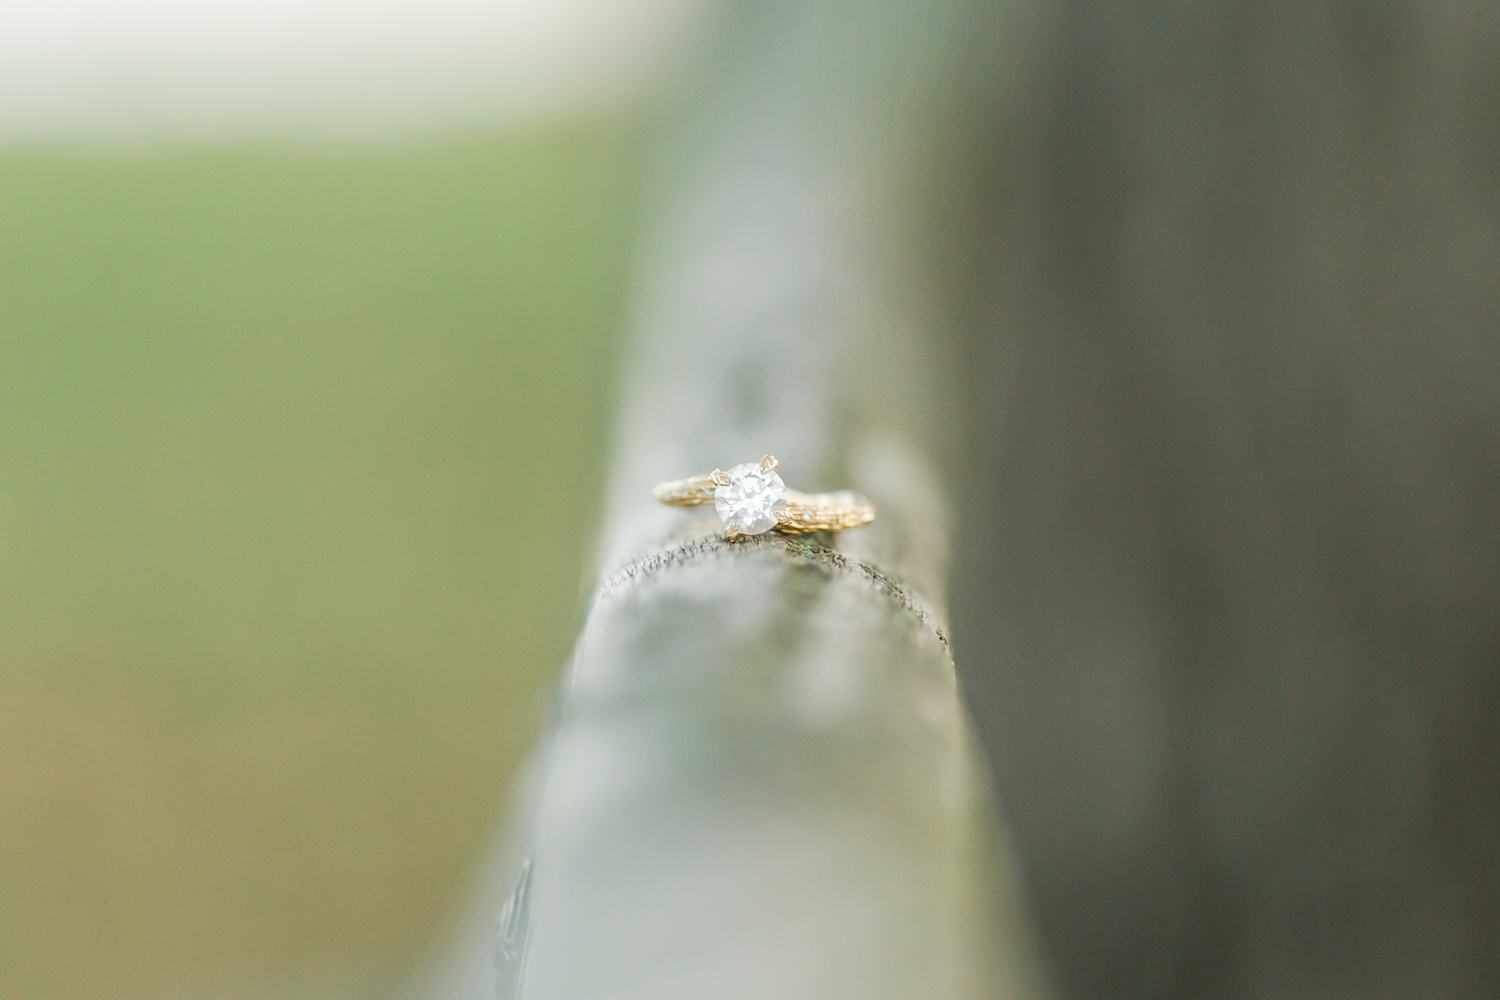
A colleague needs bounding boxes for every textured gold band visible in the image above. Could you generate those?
[652,474,876,536]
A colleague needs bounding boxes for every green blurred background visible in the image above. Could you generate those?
[0,120,642,999]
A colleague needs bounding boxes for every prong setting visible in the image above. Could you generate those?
[711,461,789,536]
[709,468,732,487]
[758,454,779,474]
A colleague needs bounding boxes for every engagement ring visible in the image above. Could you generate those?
[653,455,876,540]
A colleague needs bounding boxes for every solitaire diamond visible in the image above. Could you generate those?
[714,462,788,536]
[653,455,874,538]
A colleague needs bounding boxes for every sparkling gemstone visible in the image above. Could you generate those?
[714,462,788,535]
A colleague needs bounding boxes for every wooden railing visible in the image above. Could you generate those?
[407,1,1045,997]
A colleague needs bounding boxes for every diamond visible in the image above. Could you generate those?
[714,462,788,536]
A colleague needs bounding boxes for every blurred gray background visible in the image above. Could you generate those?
[935,4,1500,998]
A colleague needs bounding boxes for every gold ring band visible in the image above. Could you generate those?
[653,455,875,540]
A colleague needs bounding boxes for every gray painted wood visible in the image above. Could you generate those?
[494,5,1039,997]
[393,2,1044,999]
[506,536,1025,1000]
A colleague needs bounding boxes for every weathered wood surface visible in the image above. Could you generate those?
[406,1,1041,998]
[500,536,1021,1000]
[493,11,1039,1000]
